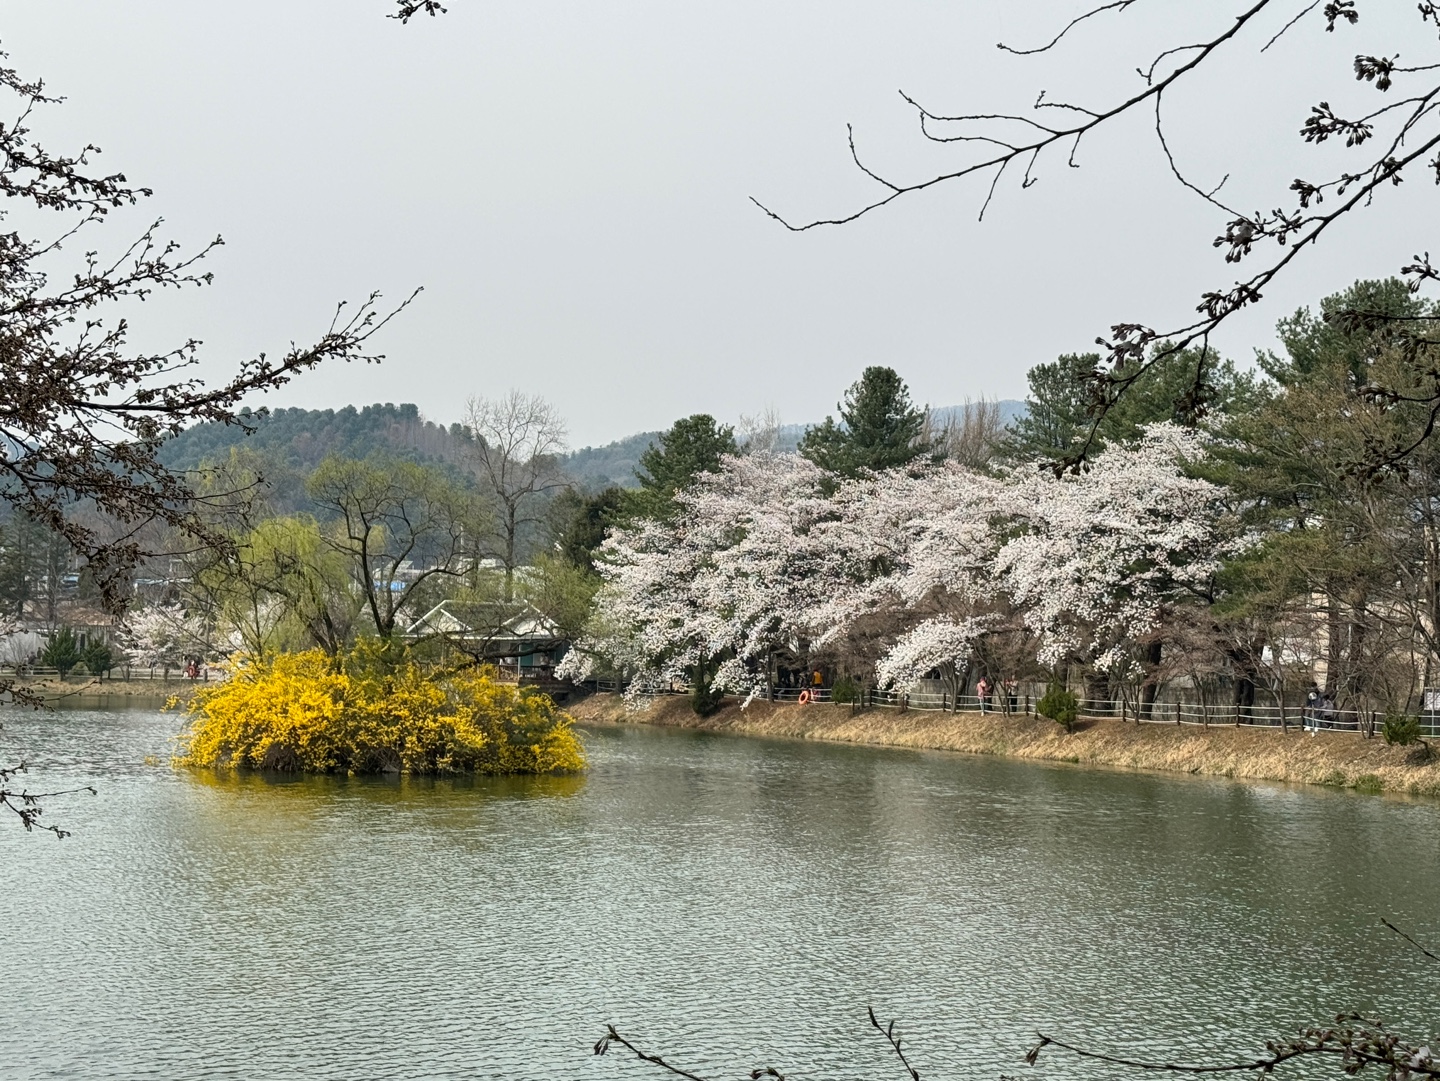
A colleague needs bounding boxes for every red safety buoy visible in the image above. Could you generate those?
[798,690,811,705]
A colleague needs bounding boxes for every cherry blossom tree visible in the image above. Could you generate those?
[996,424,1232,682]
[119,604,215,669]
[806,461,1006,697]
[575,423,1234,710]
[561,452,835,706]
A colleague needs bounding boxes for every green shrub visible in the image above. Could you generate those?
[1383,713,1422,746]
[1037,683,1080,732]
[1353,773,1384,793]
[831,676,859,704]
[80,637,113,678]
[691,680,726,717]
[41,628,81,677]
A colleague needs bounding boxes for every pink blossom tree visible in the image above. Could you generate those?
[574,424,1234,711]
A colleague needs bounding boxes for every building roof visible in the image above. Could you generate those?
[404,599,566,648]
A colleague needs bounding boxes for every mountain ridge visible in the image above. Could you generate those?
[155,400,1029,489]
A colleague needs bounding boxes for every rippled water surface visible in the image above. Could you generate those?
[3,707,1439,1081]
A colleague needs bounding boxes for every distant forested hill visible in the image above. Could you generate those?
[157,403,659,489]
[157,404,468,473]
[155,399,1030,491]
[559,431,661,490]
[557,401,1029,490]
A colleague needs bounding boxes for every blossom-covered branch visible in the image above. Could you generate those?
[573,425,1234,704]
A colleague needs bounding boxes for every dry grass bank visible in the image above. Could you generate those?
[570,693,1440,796]
[5,677,198,706]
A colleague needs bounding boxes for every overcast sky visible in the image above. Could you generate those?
[5,1,1429,446]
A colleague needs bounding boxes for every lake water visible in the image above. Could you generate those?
[2,707,1438,1081]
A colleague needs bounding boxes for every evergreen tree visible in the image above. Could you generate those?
[0,514,41,620]
[634,415,737,517]
[798,366,928,478]
[1207,279,1440,704]
[1004,346,1259,463]
[80,635,113,679]
[549,487,630,573]
[1263,278,1433,388]
[0,513,71,623]
[1001,353,1096,460]
[40,628,81,677]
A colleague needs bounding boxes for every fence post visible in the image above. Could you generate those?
[1175,701,1181,726]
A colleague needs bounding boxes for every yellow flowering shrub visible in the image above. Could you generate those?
[176,644,586,775]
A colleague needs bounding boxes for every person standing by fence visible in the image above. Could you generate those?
[977,675,992,714]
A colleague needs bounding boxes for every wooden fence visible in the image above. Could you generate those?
[580,681,1435,737]
[0,664,218,683]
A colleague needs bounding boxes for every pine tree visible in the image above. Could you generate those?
[1003,348,1259,463]
[40,628,81,677]
[798,366,928,478]
[634,415,737,517]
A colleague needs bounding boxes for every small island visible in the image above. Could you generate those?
[175,642,584,776]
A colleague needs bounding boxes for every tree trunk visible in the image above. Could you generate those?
[1140,640,1162,720]
[503,502,519,601]
[1086,672,1111,716]
[1325,592,1343,698]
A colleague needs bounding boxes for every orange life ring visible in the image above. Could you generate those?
[797,690,811,705]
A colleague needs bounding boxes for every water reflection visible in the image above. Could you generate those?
[1,710,1438,1081]
[181,762,589,804]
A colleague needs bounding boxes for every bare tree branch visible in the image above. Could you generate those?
[751,0,1440,469]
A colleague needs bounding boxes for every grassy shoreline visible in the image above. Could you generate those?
[569,693,1440,796]
[4,677,199,707]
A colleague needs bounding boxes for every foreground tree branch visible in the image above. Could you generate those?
[752,1,1440,466]
[600,922,1440,1081]
[0,758,95,839]
[0,24,421,833]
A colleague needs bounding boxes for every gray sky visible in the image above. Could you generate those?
[6,1,1429,446]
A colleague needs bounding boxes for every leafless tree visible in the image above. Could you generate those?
[307,457,479,642]
[738,406,785,455]
[0,760,94,839]
[0,33,414,829]
[391,0,448,22]
[462,391,570,589]
[749,1,1440,467]
[0,51,417,618]
[931,399,1006,470]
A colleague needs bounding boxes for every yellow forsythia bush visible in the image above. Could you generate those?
[176,644,586,775]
